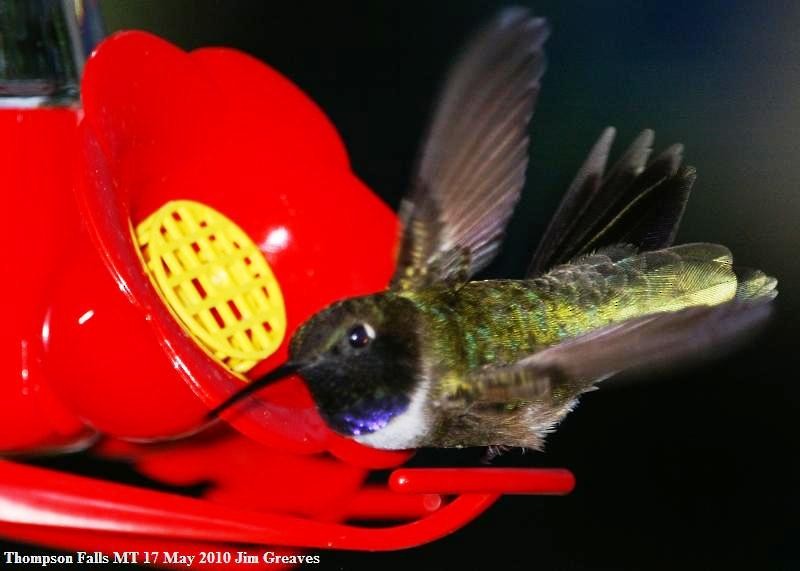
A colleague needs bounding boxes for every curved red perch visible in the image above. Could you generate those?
[0,461,573,550]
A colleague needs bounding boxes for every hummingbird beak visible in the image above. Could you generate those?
[205,361,301,420]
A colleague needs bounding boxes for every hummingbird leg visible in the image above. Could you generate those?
[481,445,514,464]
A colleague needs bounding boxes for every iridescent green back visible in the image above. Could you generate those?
[404,243,739,378]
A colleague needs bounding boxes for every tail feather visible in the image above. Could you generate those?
[605,243,737,318]
[528,129,693,277]
[534,243,734,338]
[734,267,778,301]
[534,242,776,342]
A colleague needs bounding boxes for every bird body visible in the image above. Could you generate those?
[406,243,739,373]
[209,8,777,451]
[288,242,771,450]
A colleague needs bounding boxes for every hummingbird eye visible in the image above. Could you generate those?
[347,323,375,349]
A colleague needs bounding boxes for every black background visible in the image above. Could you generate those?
[6,1,800,569]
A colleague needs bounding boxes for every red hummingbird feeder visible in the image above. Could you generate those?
[0,3,574,564]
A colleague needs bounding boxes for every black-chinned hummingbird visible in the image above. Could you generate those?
[208,8,777,450]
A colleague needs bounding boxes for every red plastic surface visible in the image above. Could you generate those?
[0,108,92,453]
[391,468,576,495]
[0,459,575,550]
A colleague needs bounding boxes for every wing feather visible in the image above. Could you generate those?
[466,301,772,404]
[392,8,548,290]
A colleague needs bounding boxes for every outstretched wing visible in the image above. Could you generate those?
[391,8,548,290]
[465,301,772,404]
[527,129,694,277]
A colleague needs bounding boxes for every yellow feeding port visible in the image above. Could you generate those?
[135,200,287,374]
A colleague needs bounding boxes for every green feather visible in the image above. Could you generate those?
[405,243,743,390]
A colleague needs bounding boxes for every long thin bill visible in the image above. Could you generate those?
[205,362,300,420]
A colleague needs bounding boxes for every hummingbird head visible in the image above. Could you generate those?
[288,293,426,445]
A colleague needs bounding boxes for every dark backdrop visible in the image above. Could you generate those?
[9,1,800,569]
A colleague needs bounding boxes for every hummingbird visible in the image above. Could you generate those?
[208,8,777,450]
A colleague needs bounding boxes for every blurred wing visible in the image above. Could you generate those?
[528,129,693,276]
[391,8,548,290]
[466,301,772,403]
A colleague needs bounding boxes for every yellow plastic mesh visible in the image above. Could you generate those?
[135,200,287,374]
